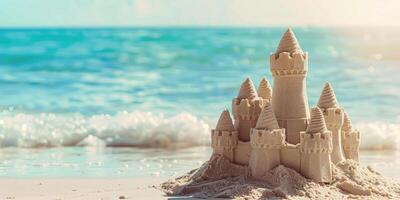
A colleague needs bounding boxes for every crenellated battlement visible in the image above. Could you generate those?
[232,98,266,120]
[343,130,360,151]
[250,128,285,149]
[211,130,238,149]
[270,52,308,77]
[300,131,333,154]
[321,107,344,129]
[342,129,360,161]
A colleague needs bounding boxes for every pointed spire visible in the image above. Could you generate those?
[317,82,339,110]
[237,77,258,100]
[215,109,235,131]
[342,111,353,133]
[256,103,279,130]
[306,107,328,134]
[276,28,303,55]
[257,76,272,100]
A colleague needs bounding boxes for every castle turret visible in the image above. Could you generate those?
[249,103,285,177]
[317,82,345,164]
[300,107,333,183]
[257,76,272,101]
[270,28,310,145]
[342,112,360,161]
[211,109,238,161]
[232,77,266,141]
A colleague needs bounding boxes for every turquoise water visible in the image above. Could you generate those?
[0,27,399,177]
[0,28,398,120]
[1,147,399,179]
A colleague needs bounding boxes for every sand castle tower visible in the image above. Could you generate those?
[342,112,360,161]
[270,28,310,145]
[232,78,266,141]
[249,103,285,178]
[211,109,238,161]
[300,107,333,183]
[317,82,345,164]
[257,76,272,101]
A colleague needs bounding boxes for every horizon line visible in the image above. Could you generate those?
[1,24,400,30]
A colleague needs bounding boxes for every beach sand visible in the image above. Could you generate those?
[162,155,400,199]
[0,178,169,200]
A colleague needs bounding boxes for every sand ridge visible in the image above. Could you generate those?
[161,155,400,199]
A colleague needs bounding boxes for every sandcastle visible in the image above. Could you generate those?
[211,28,361,183]
[162,28,400,199]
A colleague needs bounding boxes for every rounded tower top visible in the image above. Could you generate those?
[237,77,258,100]
[342,111,353,133]
[215,109,235,131]
[257,76,272,100]
[256,102,279,130]
[318,82,339,110]
[276,28,303,55]
[306,107,328,134]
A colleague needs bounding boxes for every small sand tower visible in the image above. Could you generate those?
[342,112,361,161]
[317,82,345,164]
[257,76,272,102]
[270,28,310,145]
[300,107,333,183]
[232,78,266,141]
[249,103,285,178]
[211,109,238,161]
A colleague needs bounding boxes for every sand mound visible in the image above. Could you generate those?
[161,155,400,199]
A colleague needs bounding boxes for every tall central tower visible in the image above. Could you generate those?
[270,28,310,144]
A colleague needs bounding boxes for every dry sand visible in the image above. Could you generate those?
[0,178,168,200]
[161,155,400,199]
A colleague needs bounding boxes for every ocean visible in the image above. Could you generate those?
[0,27,399,178]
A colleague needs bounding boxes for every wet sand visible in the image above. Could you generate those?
[0,178,169,200]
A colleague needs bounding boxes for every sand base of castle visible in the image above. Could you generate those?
[161,155,400,199]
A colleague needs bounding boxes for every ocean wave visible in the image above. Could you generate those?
[0,111,210,148]
[0,111,398,150]
[356,121,400,150]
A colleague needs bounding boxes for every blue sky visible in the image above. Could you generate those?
[0,0,399,27]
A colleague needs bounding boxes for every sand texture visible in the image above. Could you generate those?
[161,155,400,199]
[0,179,166,200]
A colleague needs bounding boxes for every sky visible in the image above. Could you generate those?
[0,0,400,27]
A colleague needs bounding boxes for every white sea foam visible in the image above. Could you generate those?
[356,121,400,150]
[0,111,398,150]
[0,111,210,148]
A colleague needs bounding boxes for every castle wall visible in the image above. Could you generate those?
[250,148,280,177]
[234,141,251,165]
[280,143,301,172]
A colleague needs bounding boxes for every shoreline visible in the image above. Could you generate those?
[0,178,170,200]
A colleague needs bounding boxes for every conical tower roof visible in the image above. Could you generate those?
[317,82,339,109]
[215,109,235,131]
[342,111,353,133]
[306,107,328,134]
[256,103,280,130]
[276,28,303,55]
[257,76,272,100]
[237,77,258,100]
